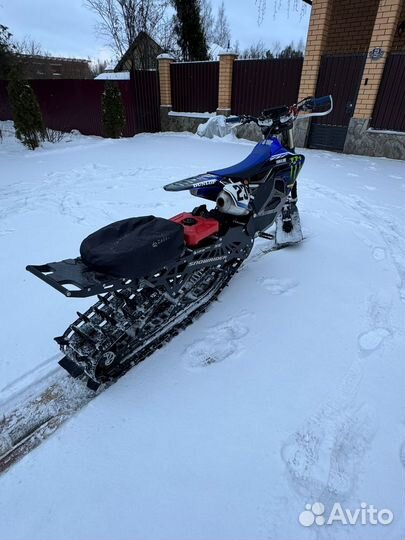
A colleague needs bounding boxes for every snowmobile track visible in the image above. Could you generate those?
[0,264,238,475]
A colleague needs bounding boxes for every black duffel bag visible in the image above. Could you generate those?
[80,216,184,279]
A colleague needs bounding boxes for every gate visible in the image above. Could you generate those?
[308,54,366,151]
[371,52,405,132]
[131,69,161,133]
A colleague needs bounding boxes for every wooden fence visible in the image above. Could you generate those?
[371,52,405,132]
[0,70,160,136]
[231,58,303,116]
[170,61,219,113]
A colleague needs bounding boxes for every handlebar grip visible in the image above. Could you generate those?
[225,116,241,123]
[311,95,331,108]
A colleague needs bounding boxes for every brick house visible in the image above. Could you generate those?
[296,0,405,159]
[15,54,91,79]
[158,0,405,159]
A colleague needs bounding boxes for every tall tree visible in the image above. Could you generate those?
[277,40,304,58]
[200,0,215,44]
[0,24,15,78]
[213,1,231,49]
[84,0,169,60]
[172,0,209,61]
[13,36,50,57]
[240,40,267,59]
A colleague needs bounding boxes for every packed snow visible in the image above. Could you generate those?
[0,121,404,540]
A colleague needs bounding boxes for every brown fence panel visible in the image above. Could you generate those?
[171,61,219,112]
[0,71,160,136]
[34,79,106,135]
[232,58,303,116]
[132,69,160,133]
[371,53,405,132]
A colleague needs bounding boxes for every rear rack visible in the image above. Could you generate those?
[26,258,130,298]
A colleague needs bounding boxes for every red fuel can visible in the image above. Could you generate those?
[170,213,219,247]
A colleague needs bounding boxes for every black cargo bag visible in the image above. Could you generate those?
[80,216,184,279]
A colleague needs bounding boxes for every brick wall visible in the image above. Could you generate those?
[354,0,404,119]
[392,0,405,50]
[298,0,333,100]
[325,0,380,53]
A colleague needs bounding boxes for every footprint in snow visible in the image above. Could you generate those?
[281,399,376,503]
[372,247,386,261]
[364,185,377,191]
[184,316,250,369]
[400,441,405,469]
[358,327,390,353]
[389,175,403,180]
[347,172,360,177]
[259,277,299,296]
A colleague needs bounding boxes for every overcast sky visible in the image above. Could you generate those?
[0,0,310,62]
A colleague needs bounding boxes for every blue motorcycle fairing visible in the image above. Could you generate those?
[208,137,292,179]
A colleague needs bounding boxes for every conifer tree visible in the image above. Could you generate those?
[7,75,45,150]
[172,0,209,61]
[102,81,125,138]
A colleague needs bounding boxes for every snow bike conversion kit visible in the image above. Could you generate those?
[27,95,333,390]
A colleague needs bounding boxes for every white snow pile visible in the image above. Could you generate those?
[197,114,236,138]
[94,71,130,80]
[0,120,404,540]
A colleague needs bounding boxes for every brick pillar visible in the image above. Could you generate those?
[298,0,333,101]
[295,0,333,147]
[353,0,403,120]
[157,53,175,131]
[344,0,403,155]
[217,51,238,116]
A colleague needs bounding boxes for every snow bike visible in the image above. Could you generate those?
[27,95,333,390]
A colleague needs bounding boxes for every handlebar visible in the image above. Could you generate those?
[310,95,332,108]
[225,95,333,130]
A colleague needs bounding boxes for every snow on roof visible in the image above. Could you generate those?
[209,43,227,60]
[104,62,117,71]
[95,71,130,80]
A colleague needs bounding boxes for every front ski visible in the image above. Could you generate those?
[274,202,303,249]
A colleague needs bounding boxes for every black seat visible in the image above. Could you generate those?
[80,216,184,279]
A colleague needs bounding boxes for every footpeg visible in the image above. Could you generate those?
[258,231,274,240]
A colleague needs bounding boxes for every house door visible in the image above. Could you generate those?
[308,54,366,152]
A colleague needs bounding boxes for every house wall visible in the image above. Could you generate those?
[325,0,380,54]
[392,0,405,50]
[16,55,91,79]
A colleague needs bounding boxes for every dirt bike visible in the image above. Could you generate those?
[27,95,333,390]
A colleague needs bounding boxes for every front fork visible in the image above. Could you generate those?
[282,128,298,202]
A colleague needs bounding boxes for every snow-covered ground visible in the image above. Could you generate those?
[0,122,404,540]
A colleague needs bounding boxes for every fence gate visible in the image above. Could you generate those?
[308,54,366,152]
[132,69,161,133]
